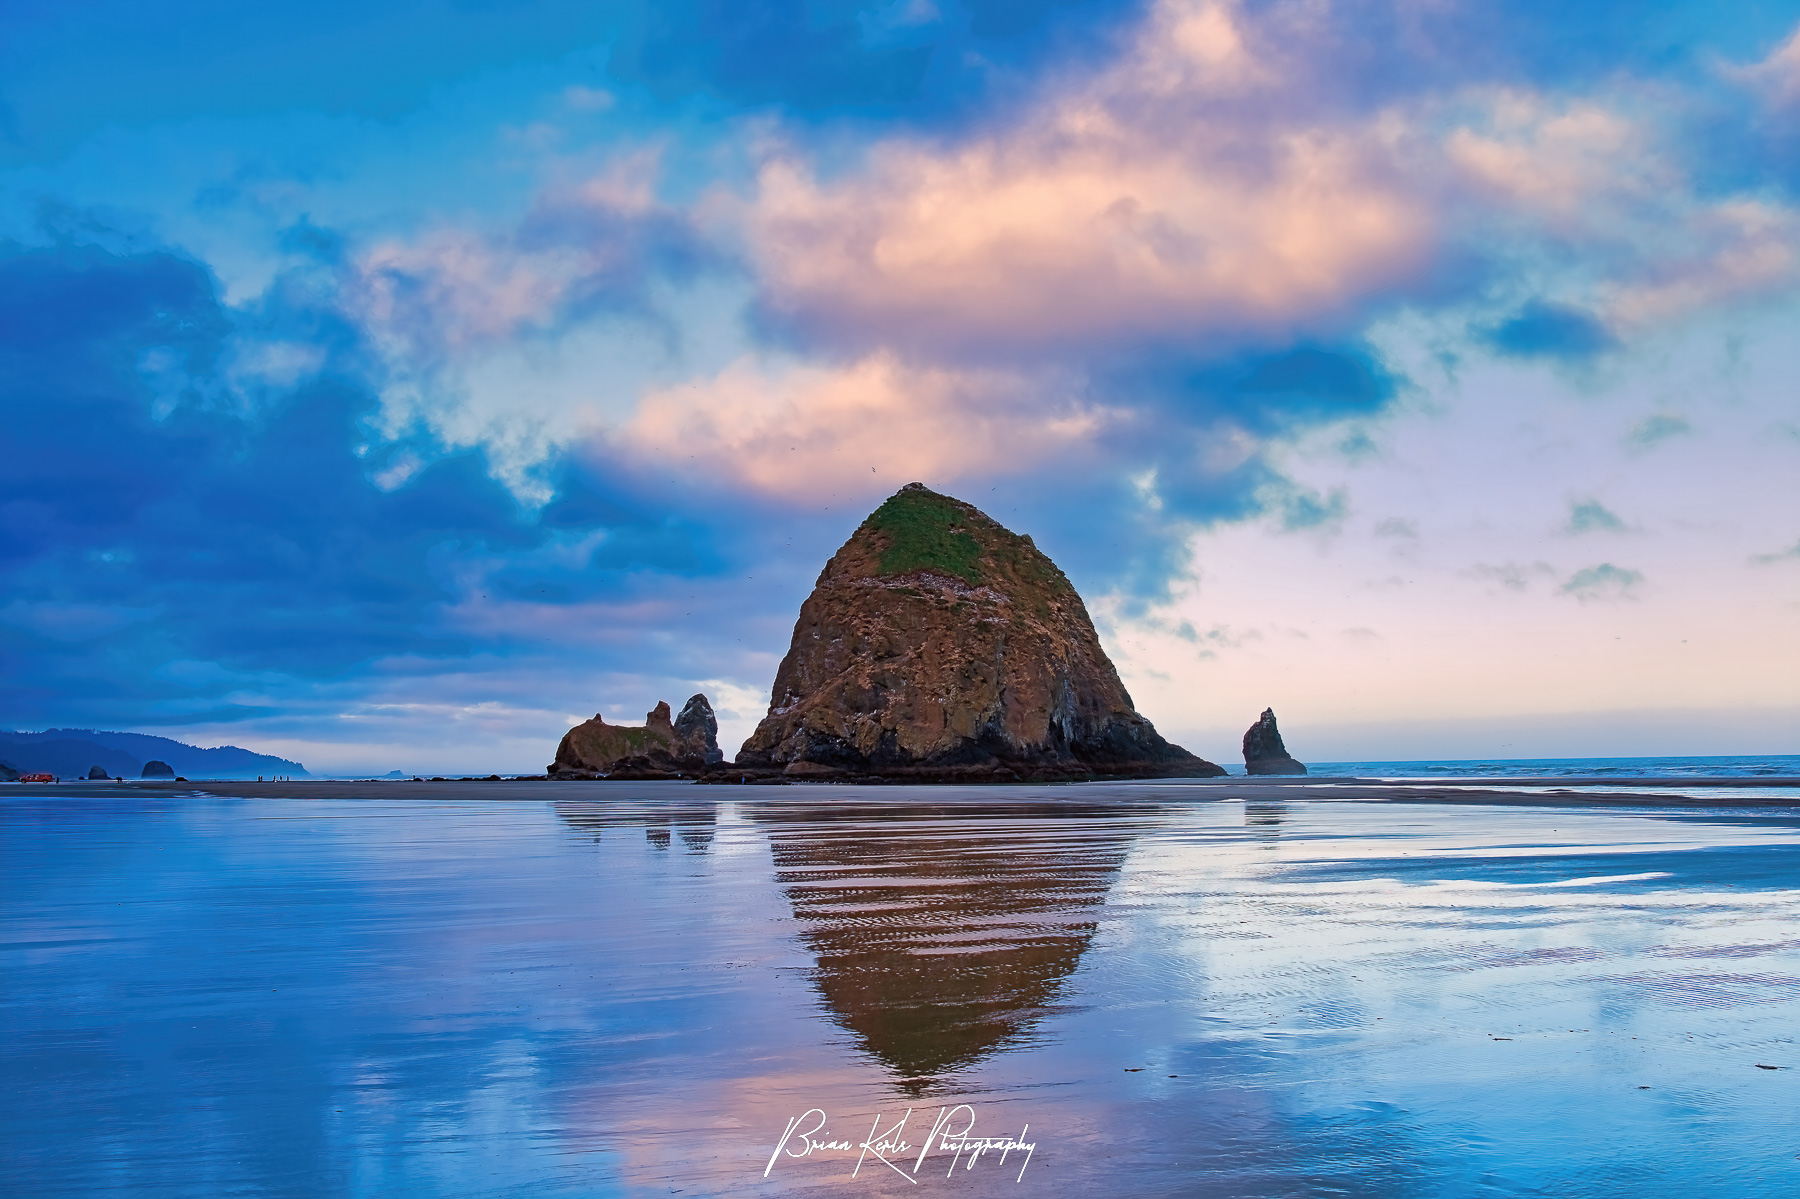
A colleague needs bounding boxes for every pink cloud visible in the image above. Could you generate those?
[746,2,1437,359]
[1444,88,1800,329]
[357,229,580,357]
[325,1,1800,508]
[623,352,1106,501]
[744,0,1800,360]
[1727,20,1800,107]
[349,149,685,366]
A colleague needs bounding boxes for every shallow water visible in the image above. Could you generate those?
[1299,754,1800,780]
[5,786,1800,1197]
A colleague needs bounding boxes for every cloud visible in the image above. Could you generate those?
[1484,301,1616,359]
[1565,500,1626,534]
[1559,562,1643,600]
[730,0,1800,386]
[743,2,1441,362]
[1751,539,1800,564]
[1446,91,1656,226]
[621,351,1102,501]
[352,154,701,358]
[142,0,1788,592]
[562,85,615,113]
[1626,413,1692,449]
[1467,561,1556,592]
[1727,20,1800,108]
[344,154,716,497]
[747,126,1430,363]
[0,237,770,740]
[1270,485,1348,532]
[1444,93,1800,331]
[1601,199,1800,329]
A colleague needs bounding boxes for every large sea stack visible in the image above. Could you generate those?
[732,483,1223,782]
[551,694,724,778]
[1242,707,1307,775]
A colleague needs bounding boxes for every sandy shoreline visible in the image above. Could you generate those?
[9,774,1798,807]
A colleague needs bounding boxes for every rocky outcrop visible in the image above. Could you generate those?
[1243,708,1307,775]
[141,760,175,779]
[672,695,724,763]
[550,694,723,778]
[729,483,1223,782]
[0,761,18,782]
[87,764,110,780]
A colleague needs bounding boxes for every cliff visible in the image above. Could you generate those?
[731,483,1222,782]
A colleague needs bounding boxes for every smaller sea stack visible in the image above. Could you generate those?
[551,694,724,779]
[1243,708,1307,775]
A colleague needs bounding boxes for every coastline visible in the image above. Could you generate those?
[13,774,1799,807]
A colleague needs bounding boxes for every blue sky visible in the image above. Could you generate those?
[2,0,1797,773]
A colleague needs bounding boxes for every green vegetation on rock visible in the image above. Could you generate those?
[990,533,1069,595]
[867,486,986,585]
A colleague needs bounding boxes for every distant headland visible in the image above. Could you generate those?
[0,728,308,782]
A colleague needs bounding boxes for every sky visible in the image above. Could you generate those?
[1,0,1797,775]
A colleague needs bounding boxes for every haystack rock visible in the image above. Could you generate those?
[551,694,724,779]
[141,760,175,779]
[731,483,1224,782]
[87,764,110,780]
[1242,708,1307,775]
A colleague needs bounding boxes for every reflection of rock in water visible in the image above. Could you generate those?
[1245,800,1285,843]
[555,801,717,854]
[756,802,1139,1088]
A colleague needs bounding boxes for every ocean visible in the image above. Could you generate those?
[1240,753,1800,780]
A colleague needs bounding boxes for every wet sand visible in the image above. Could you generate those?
[47,773,1800,806]
[9,785,1800,1196]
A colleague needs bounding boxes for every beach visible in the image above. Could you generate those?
[7,779,1800,1196]
[85,770,1800,806]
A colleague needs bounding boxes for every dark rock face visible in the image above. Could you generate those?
[141,760,175,779]
[0,761,18,782]
[1243,708,1307,775]
[732,483,1223,782]
[550,694,722,778]
[673,695,725,764]
[87,764,110,780]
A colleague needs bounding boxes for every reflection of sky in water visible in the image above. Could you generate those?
[4,791,1799,1196]
[1101,802,1800,1195]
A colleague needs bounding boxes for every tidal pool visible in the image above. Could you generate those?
[5,785,1799,1196]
